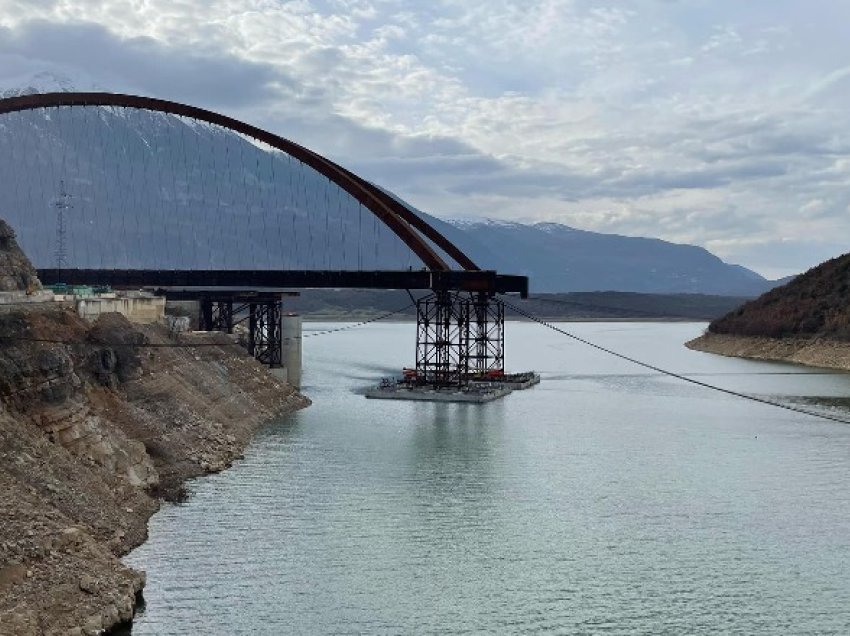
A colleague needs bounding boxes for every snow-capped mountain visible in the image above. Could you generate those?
[0,76,780,294]
[0,71,99,98]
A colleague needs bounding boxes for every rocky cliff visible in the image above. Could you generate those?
[0,220,41,292]
[0,304,309,633]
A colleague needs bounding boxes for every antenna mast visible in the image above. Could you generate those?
[52,180,73,270]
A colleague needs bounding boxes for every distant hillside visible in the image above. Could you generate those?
[445,220,781,296]
[289,289,750,322]
[708,253,850,340]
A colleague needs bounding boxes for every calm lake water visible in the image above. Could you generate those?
[124,322,850,635]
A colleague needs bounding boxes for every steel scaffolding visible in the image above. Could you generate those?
[197,293,283,368]
[415,291,505,388]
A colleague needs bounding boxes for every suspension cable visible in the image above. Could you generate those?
[300,302,415,339]
[501,297,850,425]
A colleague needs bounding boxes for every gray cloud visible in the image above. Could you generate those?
[1,2,850,277]
[0,20,289,107]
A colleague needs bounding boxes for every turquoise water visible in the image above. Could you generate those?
[125,322,850,634]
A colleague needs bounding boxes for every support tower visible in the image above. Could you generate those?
[197,292,283,368]
[414,291,505,388]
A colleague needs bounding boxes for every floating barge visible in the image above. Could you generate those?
[472,372,541,391]
[365,371,540,403]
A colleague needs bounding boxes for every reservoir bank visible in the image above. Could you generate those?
[687,331,850,372]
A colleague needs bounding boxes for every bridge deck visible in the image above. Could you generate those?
[38,269,529,297]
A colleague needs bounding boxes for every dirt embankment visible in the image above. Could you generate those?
[0,307,310,635]
[686,331,850,371]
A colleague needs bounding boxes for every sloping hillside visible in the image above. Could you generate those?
[708,253,850,340]
[447,220,777,295]
[287,288,750,321]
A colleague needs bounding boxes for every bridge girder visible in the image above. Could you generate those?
[36,268,529,297]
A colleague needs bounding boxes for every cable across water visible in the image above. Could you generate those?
[501,297,850,426]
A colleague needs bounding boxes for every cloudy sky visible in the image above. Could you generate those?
[1,0,848,278]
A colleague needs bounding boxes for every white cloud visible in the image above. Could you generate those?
[1,0,849,276]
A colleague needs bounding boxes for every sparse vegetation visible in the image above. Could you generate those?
[709,253,850,340]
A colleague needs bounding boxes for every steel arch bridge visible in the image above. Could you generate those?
[0,92,526,384]
[0,92,527,297]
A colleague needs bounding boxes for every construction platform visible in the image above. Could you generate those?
[365,372,540,403]
[471,372,541,391]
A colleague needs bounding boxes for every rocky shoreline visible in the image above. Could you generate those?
[686,331,850,371]
[0,307,310,635]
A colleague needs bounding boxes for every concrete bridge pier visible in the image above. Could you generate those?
[280,314,302,389]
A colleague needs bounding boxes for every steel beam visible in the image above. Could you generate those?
[38,269,529,296]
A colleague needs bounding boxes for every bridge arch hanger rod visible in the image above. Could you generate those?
[298,147,479,271]
[0,91,479,273]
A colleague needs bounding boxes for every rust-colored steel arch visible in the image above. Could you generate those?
[0,91,480,272]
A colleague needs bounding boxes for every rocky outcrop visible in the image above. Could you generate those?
[0,220,41,292]
[0,417,148,635]
[0,308,310,635]
[686,332,850,371]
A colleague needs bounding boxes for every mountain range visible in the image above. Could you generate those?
[0,76,785,296]
[424,217,782,296]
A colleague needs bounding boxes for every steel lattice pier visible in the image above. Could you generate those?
[415,292,505,388]
[196,293,283,368]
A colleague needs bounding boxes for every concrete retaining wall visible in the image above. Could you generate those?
[76,296,165,324]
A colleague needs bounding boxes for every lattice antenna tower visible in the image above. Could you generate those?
[52,180,73,269]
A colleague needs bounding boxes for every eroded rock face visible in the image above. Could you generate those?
[0,306,310,634]
[0,217,309,633]
[0,313,160,492]
[87,313,146,384]
[0,219,41,292]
